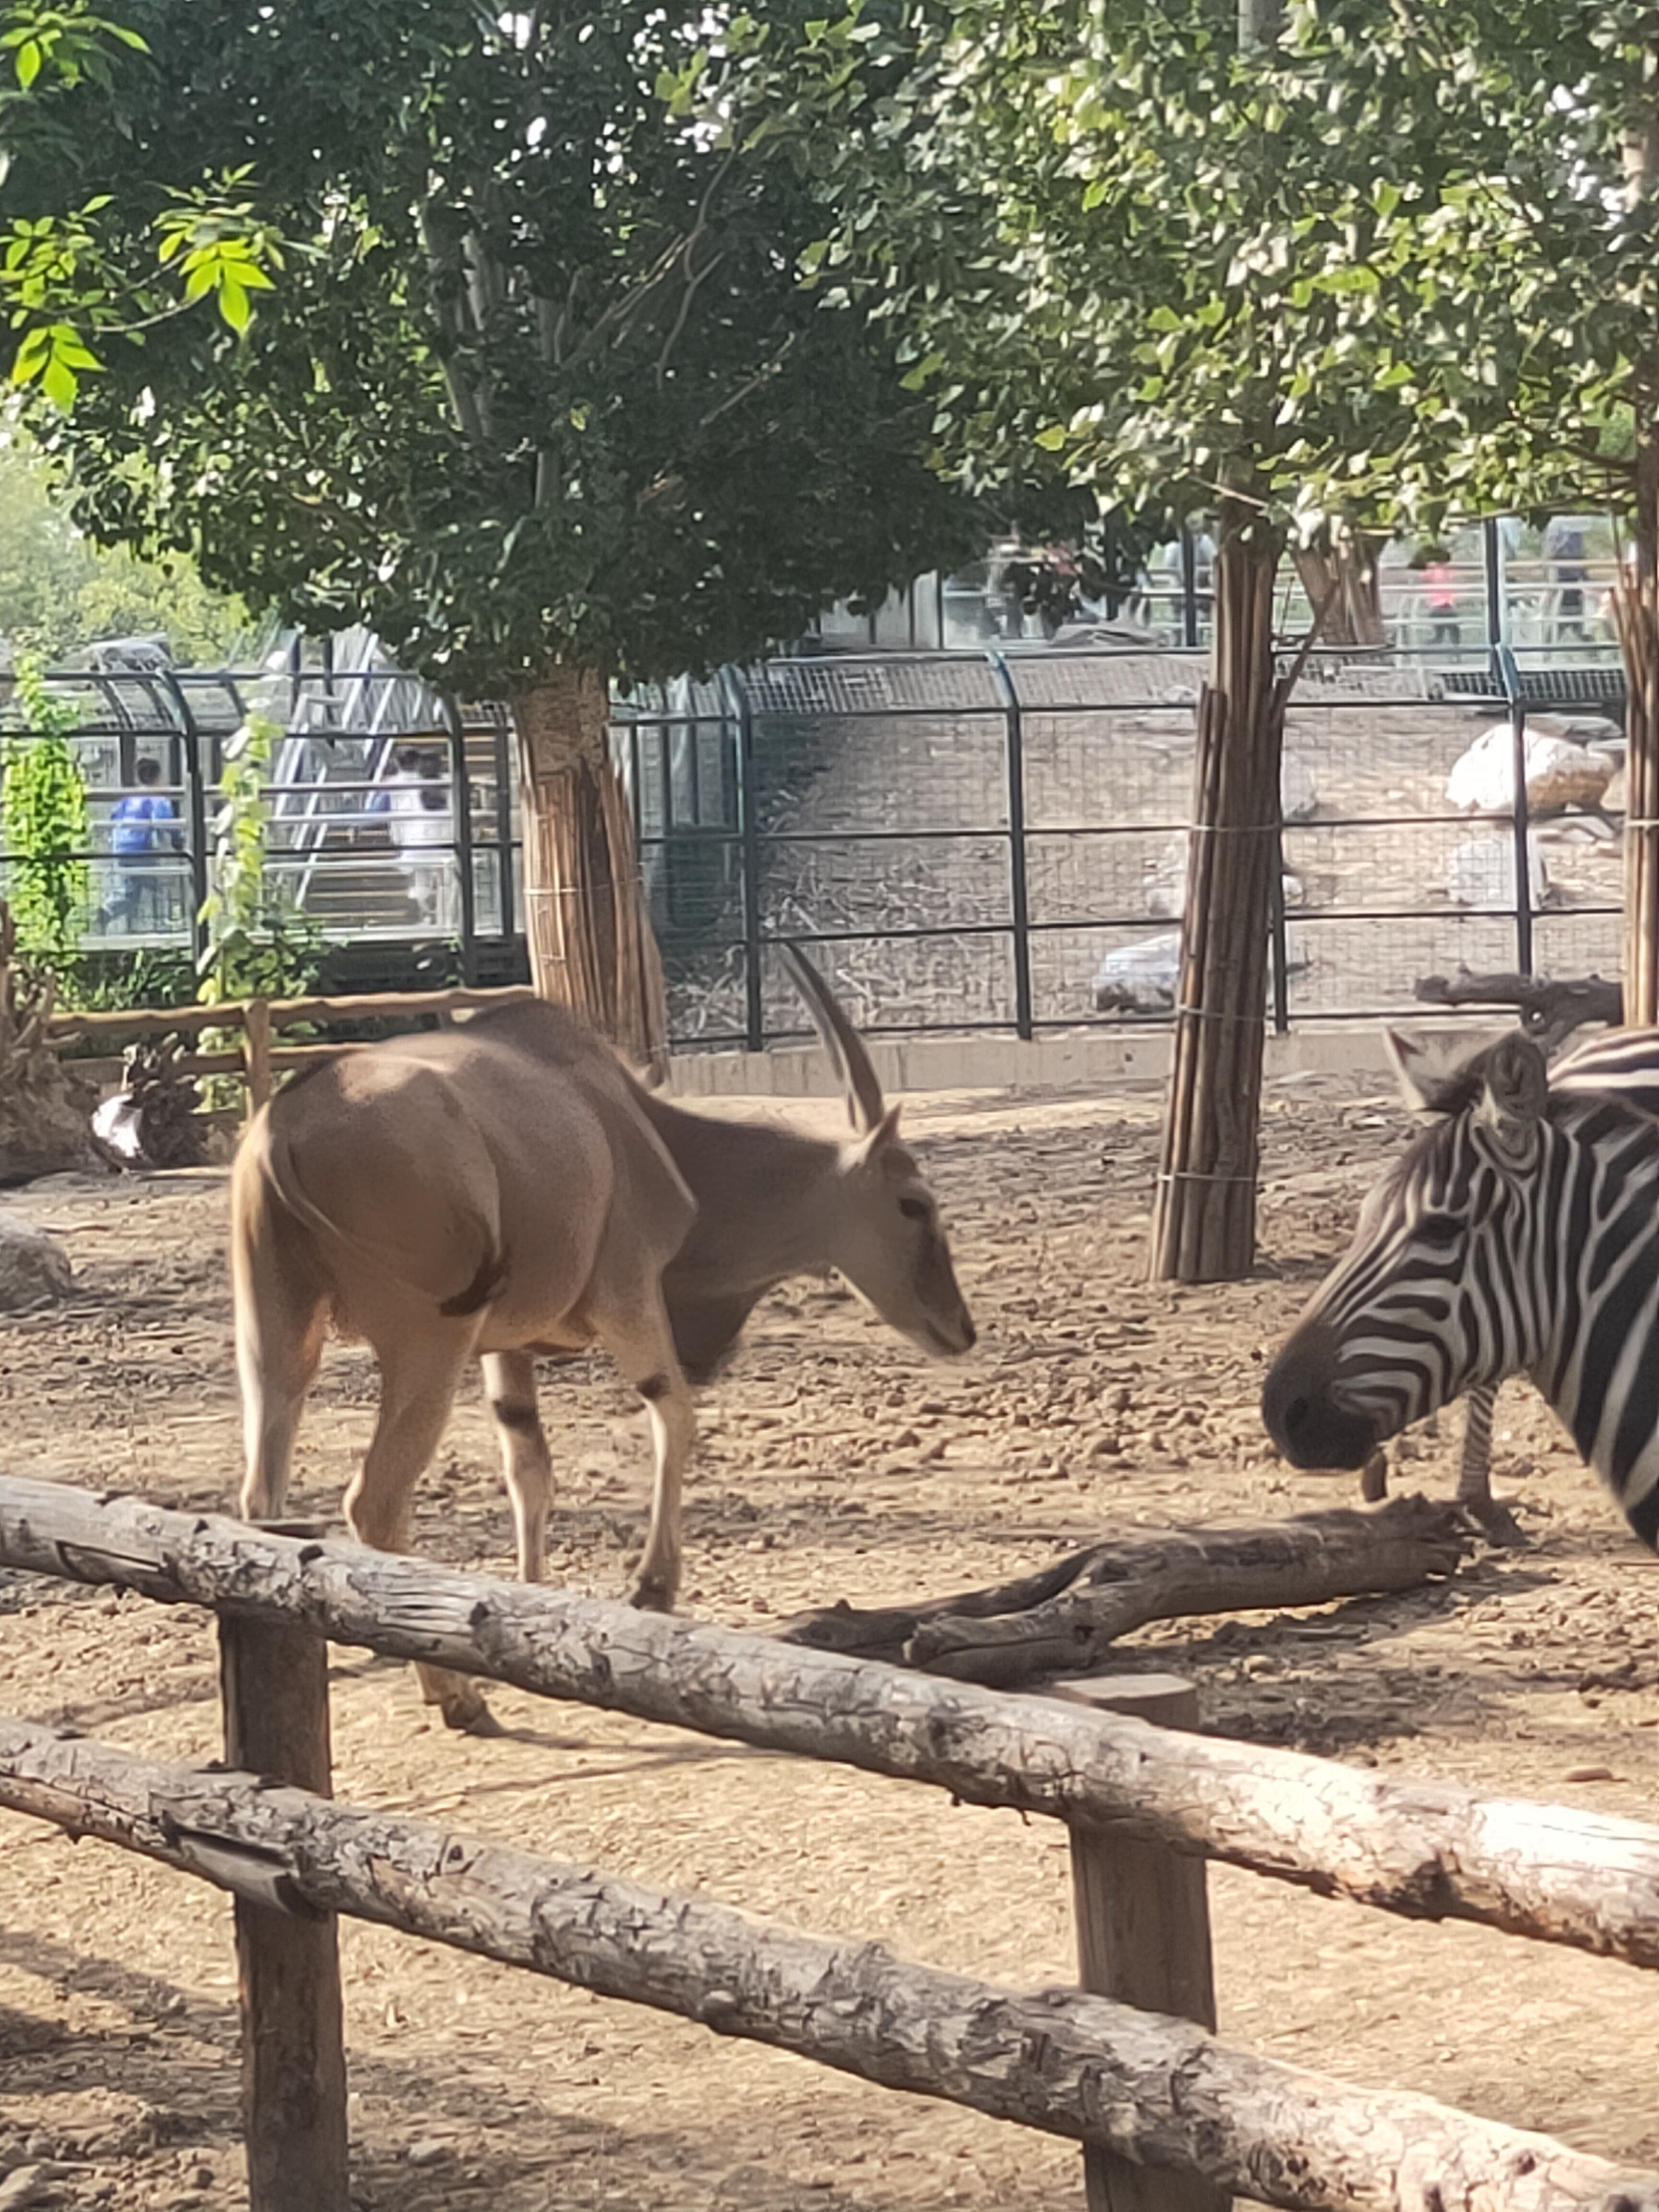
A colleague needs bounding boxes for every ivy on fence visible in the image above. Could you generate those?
[2,654,90,965]
[198,709,320,1007]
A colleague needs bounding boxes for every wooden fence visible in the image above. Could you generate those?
[1,1475,1657,2212]
[46,983,539,1111]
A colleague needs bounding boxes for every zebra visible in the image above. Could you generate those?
[1356,1024,1659,1536]
[1262,1024,1659,1552]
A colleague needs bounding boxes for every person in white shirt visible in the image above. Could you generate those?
[385,747,456,931]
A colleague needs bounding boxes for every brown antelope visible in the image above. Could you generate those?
[230,949,975,1729]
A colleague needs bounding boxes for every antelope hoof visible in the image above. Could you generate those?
[629,1574,675,1613]
[422,1671,501,1735]
[1359,1448,1389,1503]
[439,1690,504,1736]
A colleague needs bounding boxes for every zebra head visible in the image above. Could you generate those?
[1263,1030,1555,1475]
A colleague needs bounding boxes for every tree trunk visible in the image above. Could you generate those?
[1617,433,1659,1027]
[776,1495,1468,1683]
[9,1475,1659,1967]
[1152,499,1284,1281]
[2,1720,1655,2212]
[1289,529,1384,650]
[509,666,667,1069]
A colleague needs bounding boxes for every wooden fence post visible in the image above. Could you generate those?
[1046,1673,1227,2212]
[241,996,273,1116]
[219,1591,349,2212]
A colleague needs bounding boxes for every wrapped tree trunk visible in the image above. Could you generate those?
[509,665,667,1069]
[1617,439,1659,1028]
[1289,525,1384,650]
[1152,501,1284,1282]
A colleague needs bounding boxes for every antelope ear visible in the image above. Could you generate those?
[1477,1032,1549,1158]
[1384,1027,1490,1115]
[852,1104,904,1162]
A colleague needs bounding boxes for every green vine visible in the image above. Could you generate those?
[198,709,320,1006]
[3,654,90,963]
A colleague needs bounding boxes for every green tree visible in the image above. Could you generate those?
[0,435,250,661]
[198,709,320,1006]
[0,1,282,406]
[712,0,1659,1274]
[9,0,985,1059]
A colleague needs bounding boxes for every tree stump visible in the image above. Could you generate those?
[0,904,103,1183]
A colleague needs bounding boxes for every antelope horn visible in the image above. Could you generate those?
[781,944,886,1135]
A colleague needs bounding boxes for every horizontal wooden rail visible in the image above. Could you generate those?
[3,1477,1659,1969]
[47,982,537,1047]
[0,1716,1650,2212]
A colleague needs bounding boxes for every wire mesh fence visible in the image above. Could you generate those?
[623,637,1625,1047]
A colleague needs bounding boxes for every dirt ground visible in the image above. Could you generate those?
[2,1068,1659,2212]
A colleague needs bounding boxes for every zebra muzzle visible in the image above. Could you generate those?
[1262,1322,1382,1471]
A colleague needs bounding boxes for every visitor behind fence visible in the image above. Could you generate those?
[386,746,457,932]
[106,758,181,934]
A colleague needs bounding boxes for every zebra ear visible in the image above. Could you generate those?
[1476,1032,1549,1157]
[1383,1028,1488,1115]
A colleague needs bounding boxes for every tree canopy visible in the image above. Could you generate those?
[0,1,281,408]
[7,0,987,697]
[709,0,1650,547]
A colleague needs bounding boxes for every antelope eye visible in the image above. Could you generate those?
[898,1197,929,1222]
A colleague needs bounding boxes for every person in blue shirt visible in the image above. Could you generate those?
[107,758,182,934]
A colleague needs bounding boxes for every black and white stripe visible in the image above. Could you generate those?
[1263,1026,1659,1551]
[1451,1027,1659,1515]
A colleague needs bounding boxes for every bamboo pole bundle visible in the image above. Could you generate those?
[1615,568,1659,1026]
[511,666,667,1071]
[1152,505,1284,1281]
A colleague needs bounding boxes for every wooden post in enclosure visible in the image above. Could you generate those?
[219,1599,349,2212]
[1048,1675,1226,2212]
[1614,551,1659,1027]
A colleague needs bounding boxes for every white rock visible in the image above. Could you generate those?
[1447,724,1615,814]
[0,1214,72,1308]
[1144,839,1307,921]
[1094,932,1182,1012]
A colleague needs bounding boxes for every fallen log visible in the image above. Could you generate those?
[776,1496,1468,1681]
[0,1717,1651,2212]
[1413,970,1622,1051]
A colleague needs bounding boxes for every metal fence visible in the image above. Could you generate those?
[623,637,1626,1047]
[0,525,1631,1044]
[0,658,522,984]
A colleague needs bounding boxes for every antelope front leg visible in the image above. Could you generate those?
[596,1294,696,1612]
[631,1369,697,1610]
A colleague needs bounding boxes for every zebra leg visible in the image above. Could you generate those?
[1455,1382,1526,1544]
[1359,1446,1389,1503]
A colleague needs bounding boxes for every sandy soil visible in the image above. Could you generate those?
[1,1070,1658,2211]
